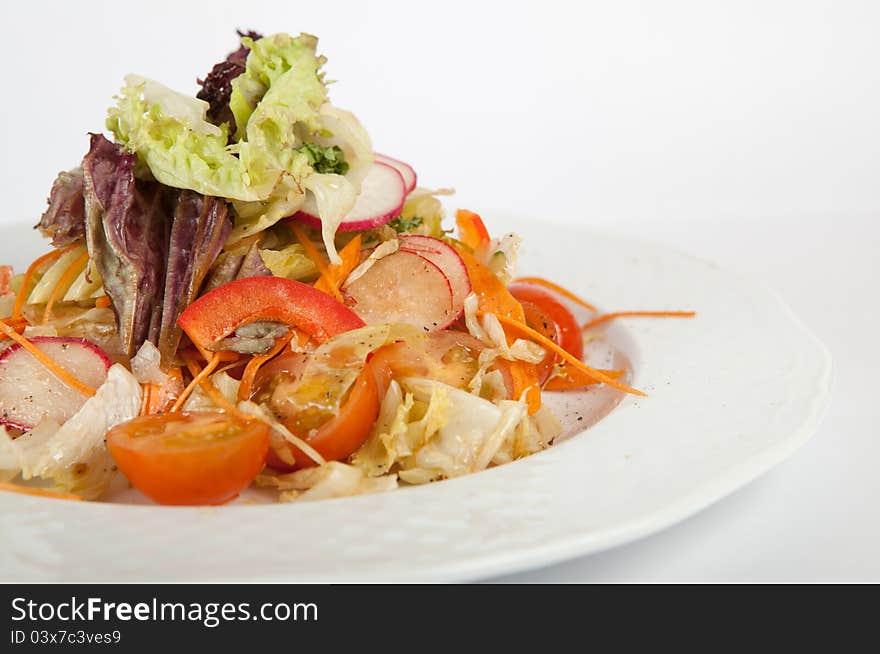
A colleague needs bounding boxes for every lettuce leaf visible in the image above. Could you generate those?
[258,243,318,280]
[229,33,327,142]
[107,77,259,201]
[197,30,262,133]
[107,33,373,262]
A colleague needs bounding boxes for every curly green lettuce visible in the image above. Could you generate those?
[107,33,373,262]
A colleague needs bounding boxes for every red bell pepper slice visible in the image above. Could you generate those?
[177,276,364,352]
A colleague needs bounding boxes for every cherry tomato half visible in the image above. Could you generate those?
[265,360,383,471]
[517,300,561,384]
[508,282,584,361]
[107,412,269,505]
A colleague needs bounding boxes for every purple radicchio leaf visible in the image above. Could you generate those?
[202,239,271,294]
[196,30,263,135]
[81,133,169,359]
[157,190,231,366]
[36,168,86,247]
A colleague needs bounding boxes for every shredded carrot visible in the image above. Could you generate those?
[0,481,83,501]
[95,295,111,309]
[544,367,624,391]
[314,235,361,302]
[171,352,221,412]
[42,250,89,323]
[189,341,240,365]
[237,330,296,402]
[12,245,78,320]
[141,367,185,415]
[503,360,542,414]
[459,250,525,321]
[513,276,598,312]
[485,312,646,397]
[139,383,153,416]
[181,352,251,419]
[0,320,97,396]
[456,209,491,250]
[290,222,333,280]
[581,311,697,331]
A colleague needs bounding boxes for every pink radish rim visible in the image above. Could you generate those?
[293,162,406,232]
[374,153,417,194]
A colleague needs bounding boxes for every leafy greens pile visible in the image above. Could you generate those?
[37,31,373,366]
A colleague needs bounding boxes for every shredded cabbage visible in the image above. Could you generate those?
[63,258,105,302]
[182,371,241,412]
[259,244,318,280]
[398,188,454,238]
[130,341,167,385]
[256,461,397,502]
[27,245,87,304]
[353,377,547,484]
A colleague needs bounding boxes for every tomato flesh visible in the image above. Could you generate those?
[107,412,269,505]
[517,300,561,384]
[266,361,382,471]
[509,282,583,361]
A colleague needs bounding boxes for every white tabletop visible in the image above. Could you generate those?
[3,0,877,582]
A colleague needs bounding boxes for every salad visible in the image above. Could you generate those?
[0,31,692,505]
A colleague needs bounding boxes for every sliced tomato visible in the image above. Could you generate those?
[177,276,364,353]
[107,412,270,505]
[368,330,484,390]
[266,360,382,471]
[509,282,583,361]
[517,300,561,385]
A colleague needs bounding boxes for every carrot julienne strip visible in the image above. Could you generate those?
[581,311,696,331]
[0,320,97,396]
[484,312,646,397]
[314,235,361,302]
[237,331,296,402]
[95,296,111,309]
[0,481,83,501]
[12,245,78,320]
[139,383,154,416]
[290,222,334,282]
[544,367,624,391]
[180,352,252,420]
[42,250,90,323]
[172,352,221,412]
[512,276,597,312]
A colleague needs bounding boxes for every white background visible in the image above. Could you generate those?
[2,1,877,581]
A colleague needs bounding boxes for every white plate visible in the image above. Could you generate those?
[0,216,832,582]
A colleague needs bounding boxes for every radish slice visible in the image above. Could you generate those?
[374,153,417,193]
[344,251,455,332]
[0,337,111,431]
[296,161,406,232]
[399,235,471,321]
